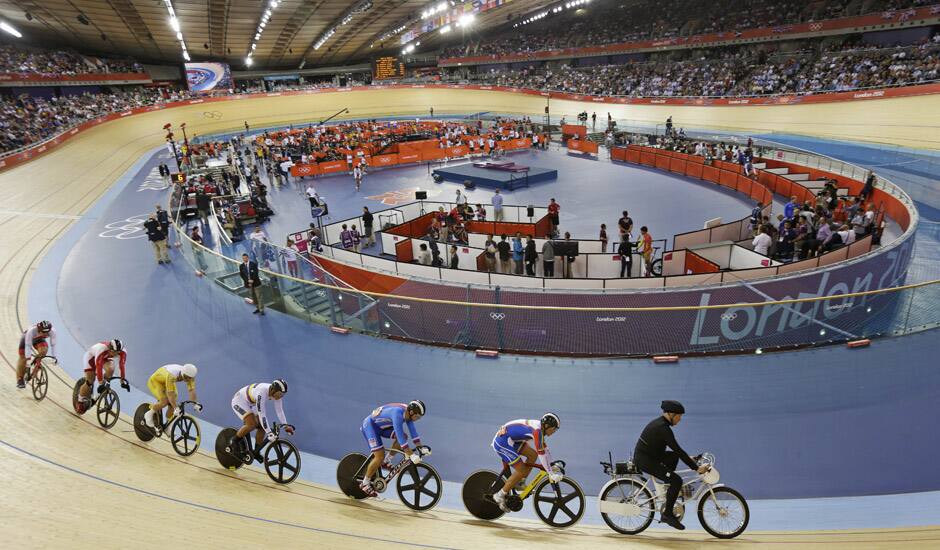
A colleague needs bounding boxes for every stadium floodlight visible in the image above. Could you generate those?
[1,21,22,38]
[182,51,190,61]
[459,13,474,27]
[245,56,253,66]
[440,24,451,34]
[169,16,180,32]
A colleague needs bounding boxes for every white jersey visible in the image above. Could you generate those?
[22,325,56,359]
[231,383,287,435]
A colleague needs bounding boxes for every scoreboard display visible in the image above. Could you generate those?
[373,56,404,80]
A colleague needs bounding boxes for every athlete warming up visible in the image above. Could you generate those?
[359,400,427,497]
[144,363,201,428]
[78,339,129,409]
[490,413,562,512]
[229,379,293,462]
[16,320,56,388]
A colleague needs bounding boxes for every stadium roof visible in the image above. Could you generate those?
[0,0,551,69]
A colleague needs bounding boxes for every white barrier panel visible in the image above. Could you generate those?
[723,266,779,281]
[665,273,722,287]
[587,253,623,279]
[544,278,604,289]
[576,241,603,254]
[398,202,425,220]
[332,247,364,265]
[491,273,542,289]
[361,254,397,273]
[729,245,775,270]
[693,243,733,269]
[468,233,488,248]
[439,267,490,284]
[397,262,441,279]
[381,232,406,255]
[777,257,819,275]
[662,249,687,276]
[604,277,666,289]
[819,246,850,266]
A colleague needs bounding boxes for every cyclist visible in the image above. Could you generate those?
[144,364,202,429]
[16,320,56,389]
[633,400,710,530]
[490,413,563,513]
[229,379,294,462]
[78,339,129,412]
[359,400,426,497]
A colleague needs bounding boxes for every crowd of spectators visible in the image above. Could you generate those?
[1,87,202,153]
[476,38,940,97]
[441,0,935,60]
[0,45,144,75]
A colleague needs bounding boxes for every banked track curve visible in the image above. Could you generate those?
[2,89,939,548]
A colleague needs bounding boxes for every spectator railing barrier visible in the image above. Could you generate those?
[169,128,926,356]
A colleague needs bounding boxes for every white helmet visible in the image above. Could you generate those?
[181,363,197,378]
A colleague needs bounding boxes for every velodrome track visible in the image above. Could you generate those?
[2,88,940,547]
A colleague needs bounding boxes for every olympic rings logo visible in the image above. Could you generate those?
[203,111,223,119]
[98,213,150,240]
[490,312,506,321]
[720,312,738,321]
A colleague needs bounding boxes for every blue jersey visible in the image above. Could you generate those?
[492,419,552,469]
[367,403,421,450]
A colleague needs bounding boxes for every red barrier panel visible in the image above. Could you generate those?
[568,139,599,154]
[421,148,445,161]
[669,158,686,174]
[736,174,753,197]
[319,160,346,174]
[702,165,721,183]
[625,148,641,164]
[562,124,587,138]
[395,238,414,262]
[533,214,553,238]
[685,162,704,179]
[372,154,398,166]
[445,145,469,158]
[610,147,627,161]
[718,169,738,189]
[687,156,705,165]
[639,151,657,167]
[399,153,420,164]
[684,251,720,274]
[290,163,321,177]
[398,139,441,155]
[655,155,671,171]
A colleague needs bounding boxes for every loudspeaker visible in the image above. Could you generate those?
[526,205,535,217]
[415,190,428,200]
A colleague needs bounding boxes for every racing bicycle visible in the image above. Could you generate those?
[23,354,54,401]
[71,375,127,429]
[133,400,202,456]
[462,460,585,528]
[336,445,442,511]
[214,423,301,484]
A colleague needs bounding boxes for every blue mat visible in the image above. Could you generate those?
[433,162,557,190]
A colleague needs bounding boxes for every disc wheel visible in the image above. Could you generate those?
[133,403,155,441]
[336,452,369,499]
[170,415,201,456]
[71,379,86,415]
[462,470,505,521]
[96,389,120,429]
[650,259,663,277]
[215,427,245,470]
[396,463,442,511]
[697,486,750,539]
[30,366,48,401]
[264,440,301,484]
[599,478,655,535]
[532,477,585,528]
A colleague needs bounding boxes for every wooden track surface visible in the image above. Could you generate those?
[2,90,939,548]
